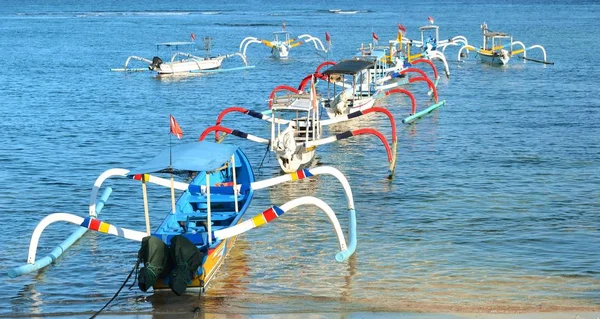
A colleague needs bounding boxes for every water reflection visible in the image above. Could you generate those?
[12,283,43,315]
[340,254,357,302]
[268,173,321,205]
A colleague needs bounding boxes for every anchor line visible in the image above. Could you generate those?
[90,259,139,319]
[257,142,272,174]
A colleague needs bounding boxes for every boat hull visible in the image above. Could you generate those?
[478,52,509,65]
[277,148,316,173]
[155,57,225,75]
[148,145,255,293]
[323,97,376,119]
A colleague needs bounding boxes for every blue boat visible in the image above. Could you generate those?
[9,141,357,294]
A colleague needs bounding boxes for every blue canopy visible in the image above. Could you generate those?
[128,142,239,175]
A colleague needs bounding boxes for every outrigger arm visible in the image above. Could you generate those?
[10,165,358,278]
[214,196,349,260]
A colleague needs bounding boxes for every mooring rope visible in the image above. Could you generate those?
[90,259,139,319]
[256,142,271,174]
[192,279,205,316]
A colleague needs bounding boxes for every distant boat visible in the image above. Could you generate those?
[330,9,359,14]
[457,22,552,65]
[112,38,251,74]
[239,24,328,60]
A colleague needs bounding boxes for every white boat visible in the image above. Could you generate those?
[457,23,551,65]
[318,59,440,121]
[239,24,329,60]
[199,81,398,177]
[113,37,251,75]
[398,20,469,77]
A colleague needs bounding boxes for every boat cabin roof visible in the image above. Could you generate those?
[322,60,375,75]
[128,142,240,175]
[419,25,439,32]
[354,50,386,61]
[271,94,315,112]
[484,31,511,38]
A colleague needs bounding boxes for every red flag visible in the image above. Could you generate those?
[397,24,406,34]
[325,31,331,45]
[372,32,379,44]
[190,32,196,41]
[169,114,183,139]
[428,16,434,24]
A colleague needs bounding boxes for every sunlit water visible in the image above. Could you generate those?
[1,0,599,317]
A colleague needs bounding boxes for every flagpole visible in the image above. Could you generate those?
[168,114,183,216]
[169,121,176,215]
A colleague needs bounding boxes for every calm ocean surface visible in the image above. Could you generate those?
[1,0,599,317]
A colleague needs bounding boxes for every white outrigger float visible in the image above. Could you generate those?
[239,23,329,60]
[112,36,253,75]
[200,80,397,178]
[9,138,359,297]
[457,23,552,65]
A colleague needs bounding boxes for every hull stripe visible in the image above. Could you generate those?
[252,214,267,227]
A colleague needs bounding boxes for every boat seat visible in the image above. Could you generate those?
[188,183,249,196]
[188,193,246,204]
[152,232,211,247]
[177,212,237,222]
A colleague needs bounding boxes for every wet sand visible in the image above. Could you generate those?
[89,311,600,319]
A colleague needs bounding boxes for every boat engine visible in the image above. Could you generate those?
[149,56,163,71]
[275,125,299,162]
[332,89,353,115]
[137,236,171,292]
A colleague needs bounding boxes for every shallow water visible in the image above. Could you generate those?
[1,0,599,317]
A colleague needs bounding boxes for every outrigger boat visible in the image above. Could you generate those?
[112,36,252,75]
[199,80,397,177]
[351,36,443,90]
[239,22,329,60]
[397,18,469,77]
[9,141,358,295]
[308,59,443,123]
[457,23,551,65]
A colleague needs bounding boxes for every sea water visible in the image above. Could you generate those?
[1,0,599,317]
